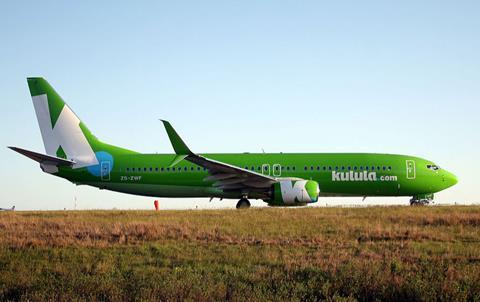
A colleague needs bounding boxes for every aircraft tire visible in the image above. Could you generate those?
[236,198,251,209]
[410,198,430,206]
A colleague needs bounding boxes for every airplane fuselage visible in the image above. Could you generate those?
[11,77,458,208]
[57,152,456,201]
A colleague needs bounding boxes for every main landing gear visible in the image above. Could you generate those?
[236,198,251,209]
[410,198,430,206]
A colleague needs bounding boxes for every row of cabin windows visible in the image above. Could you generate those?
[242,165,392,172]
[303,165,392,171]
[123,166,289,173]
[123,165,392,173]
[125,166,207,173]
[244,166,296,171]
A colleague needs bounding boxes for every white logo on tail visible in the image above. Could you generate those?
[32,94,98,168]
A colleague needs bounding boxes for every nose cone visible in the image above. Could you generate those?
[442,171,458,189]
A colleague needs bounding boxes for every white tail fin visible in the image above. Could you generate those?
[28,78,98,168]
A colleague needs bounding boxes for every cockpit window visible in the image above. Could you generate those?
[427,164,440,171]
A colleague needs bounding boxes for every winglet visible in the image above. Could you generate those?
[160,120,193,155]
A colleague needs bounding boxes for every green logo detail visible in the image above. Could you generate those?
[27,78,66,127]
[56,146,67,159]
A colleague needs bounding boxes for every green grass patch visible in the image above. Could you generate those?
[0,206,480,301]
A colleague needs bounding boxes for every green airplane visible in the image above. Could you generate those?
[9,78,457,208]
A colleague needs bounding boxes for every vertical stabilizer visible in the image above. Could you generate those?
[27,77,99,168]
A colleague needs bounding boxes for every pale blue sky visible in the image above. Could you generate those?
[1,1,479,210]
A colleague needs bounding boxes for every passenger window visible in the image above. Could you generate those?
[126,167,130,172]
[184,167,188,171]
[304,166,307,171]
[172,167,175,171]
[161,167,164,172]
[166,167,170,171]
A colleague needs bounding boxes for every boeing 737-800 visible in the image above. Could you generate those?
[9,78,457,208]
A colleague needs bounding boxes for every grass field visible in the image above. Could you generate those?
[1,206,480,301]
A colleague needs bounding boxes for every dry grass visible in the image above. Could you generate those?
[0,206,480,301]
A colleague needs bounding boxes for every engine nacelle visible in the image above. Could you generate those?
[267,179,320,206]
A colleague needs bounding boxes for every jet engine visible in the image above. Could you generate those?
[266,179,320,206]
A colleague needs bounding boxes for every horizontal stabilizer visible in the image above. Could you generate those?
[8,146,75,166]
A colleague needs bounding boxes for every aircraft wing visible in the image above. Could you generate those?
[161,120,276,192]
[8,146,75,167]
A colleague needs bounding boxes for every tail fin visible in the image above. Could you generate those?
[27,77,99,168]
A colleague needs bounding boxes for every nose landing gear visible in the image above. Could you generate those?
[410,193,434,206]
[236,198,251,209]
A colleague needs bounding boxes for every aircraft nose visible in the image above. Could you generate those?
[442,171,458,189]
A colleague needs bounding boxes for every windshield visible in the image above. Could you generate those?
[427,164,440,171]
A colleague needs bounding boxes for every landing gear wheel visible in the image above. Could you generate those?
[410,198,430,206]
[410,194,434,206]
[236,198,251,209]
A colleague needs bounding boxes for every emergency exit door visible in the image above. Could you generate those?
[101,161,111,181]
[406,160,415,179]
